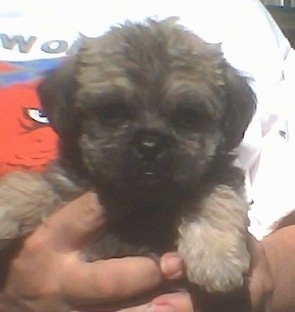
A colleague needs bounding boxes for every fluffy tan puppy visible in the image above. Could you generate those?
[0,18,256,311]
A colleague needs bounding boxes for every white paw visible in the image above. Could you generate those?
[178,222,250,293]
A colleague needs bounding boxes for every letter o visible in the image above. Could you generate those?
[41,40,68,54]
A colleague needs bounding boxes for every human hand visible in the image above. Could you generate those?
[0,193,193,312]
[113,292,194,312]
[246,235,274,311]
[256,225,295,311]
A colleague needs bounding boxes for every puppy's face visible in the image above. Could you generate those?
[39,19,256,205]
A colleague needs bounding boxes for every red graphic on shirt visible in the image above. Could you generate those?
[0,62,17,72]
[0,81,58,176]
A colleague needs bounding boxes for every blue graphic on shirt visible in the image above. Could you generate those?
[0,58,63,87]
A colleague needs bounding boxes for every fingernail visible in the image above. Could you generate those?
[160,254,183,279]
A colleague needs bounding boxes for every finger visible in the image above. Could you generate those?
[42,192,105,251]
[246,234,273,310]
[77,303,152,312]
[61,256,162,305]
[117,303,152,312]
[160,252,184,280]
[152,292,195,312]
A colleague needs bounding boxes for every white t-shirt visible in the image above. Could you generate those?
[1,0,295,239]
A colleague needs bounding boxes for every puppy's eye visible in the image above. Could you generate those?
[172,107,210,132]
[100,102,131,124]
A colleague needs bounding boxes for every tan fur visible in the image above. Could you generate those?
[178,185,250,292]
[0,172,59,248]
[0,168,83,250]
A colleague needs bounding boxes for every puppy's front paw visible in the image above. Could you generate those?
[0,172,60,250]
[178,220,250,293]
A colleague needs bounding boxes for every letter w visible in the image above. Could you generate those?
[0,34,37,53]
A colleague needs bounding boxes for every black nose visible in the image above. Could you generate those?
[133,131,166,160]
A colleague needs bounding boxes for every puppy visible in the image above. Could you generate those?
[0,18,256,311]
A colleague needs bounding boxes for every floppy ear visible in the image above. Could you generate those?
[37,57,78,137]
[38,58,89,175]
[221,66,256,151]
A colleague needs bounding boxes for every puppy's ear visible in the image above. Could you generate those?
[37,57,78,137]
[221,67,256,151]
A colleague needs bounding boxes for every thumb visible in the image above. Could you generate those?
[43,192,105,251]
